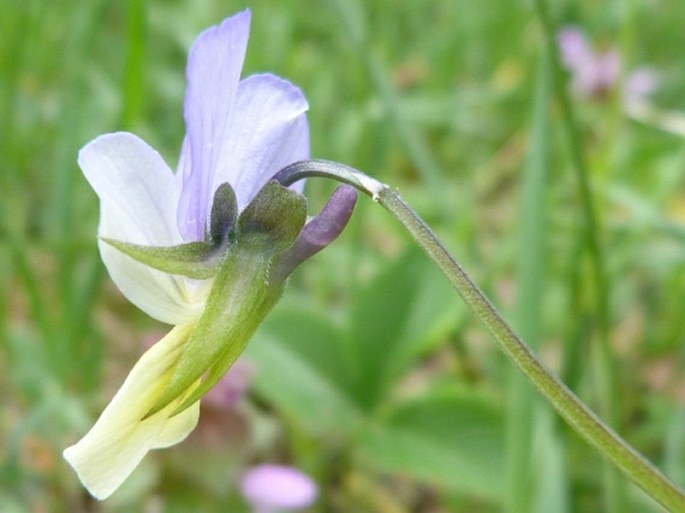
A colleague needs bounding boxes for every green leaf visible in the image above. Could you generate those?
[357,385,505,501]
[389,250,465,376]
[246,298,362,435]
[343,250,422,411]
[345,248,459,412]
[101,238,225,279]
[260,299,351,389]
[530,411,569,513]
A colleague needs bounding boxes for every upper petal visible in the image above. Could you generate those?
[211,73,310,211]
[79,132,205,324]
[177,9,252,241]
[63,324,201,500]
[80,132,181,245]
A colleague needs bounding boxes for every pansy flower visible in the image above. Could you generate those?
[557,26,658,106]
[64,9,357,499]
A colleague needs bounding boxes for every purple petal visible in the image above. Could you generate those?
[297,186,357,247]
[625,68,659,105]
[595,49,620,89]
[240,464,317,510]
[571,49,620,97]
[177,10,252,241]
[210,73,309,211]
[557,26,592,70]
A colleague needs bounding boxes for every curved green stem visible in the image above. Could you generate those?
[273,159,685,513]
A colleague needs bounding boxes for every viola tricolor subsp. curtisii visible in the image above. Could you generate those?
[63,9,356,499]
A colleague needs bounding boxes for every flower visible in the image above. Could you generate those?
[240,464,318,513]
[203,357,255,410]
[557,26,658,106]
[64,9,357,500]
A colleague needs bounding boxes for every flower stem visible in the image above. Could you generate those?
[273,159,685,513]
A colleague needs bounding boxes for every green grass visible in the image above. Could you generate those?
[2,0,685,511]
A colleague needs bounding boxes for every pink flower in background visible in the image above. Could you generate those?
[203,358,255,410]
[241,464,317,513]
[557,26,658,106]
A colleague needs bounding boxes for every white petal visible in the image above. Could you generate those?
[79,132,180,245]
[63,324,200,500]
[79,132,207,324]
[98,239,209,325]
[212,73,310,210]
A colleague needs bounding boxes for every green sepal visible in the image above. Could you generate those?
[209,182,238,244]
[237,181,307,252]
[146,181,307,416]
[172,352,235,414]
[101,238,226,280]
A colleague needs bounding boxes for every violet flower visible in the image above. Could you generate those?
[63,9,357,500]
[241,464,317,513]
[557,26,658,106]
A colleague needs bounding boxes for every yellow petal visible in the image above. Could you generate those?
[63,324,200,500]
[153,401,200,449]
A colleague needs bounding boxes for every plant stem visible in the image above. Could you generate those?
[273,159,685,513]
[530,1,623,509]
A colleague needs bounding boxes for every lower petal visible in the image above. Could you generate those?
[100,239,210,325]
[63,324,200,500]
[153,402,201,449]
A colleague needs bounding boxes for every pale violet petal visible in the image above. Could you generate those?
[211,73,310,210]
[177,9,251,241]
[557,27,592,71]
[625,68,659,106]
[63,325,201,500]
[79,132,206,324]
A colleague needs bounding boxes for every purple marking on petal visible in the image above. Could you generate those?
[177,9,252,241]
[240,464,317,511]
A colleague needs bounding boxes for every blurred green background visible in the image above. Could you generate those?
[2,0,685,511]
